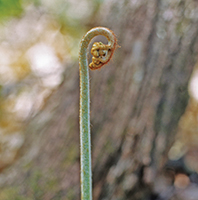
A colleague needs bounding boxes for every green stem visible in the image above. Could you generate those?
[79,27,116,200]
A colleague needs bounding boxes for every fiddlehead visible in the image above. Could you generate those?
[79,27,117,200]
[89,42,113,70]
[79,27,117,71]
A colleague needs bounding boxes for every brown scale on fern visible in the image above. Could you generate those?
[89,42,113,70]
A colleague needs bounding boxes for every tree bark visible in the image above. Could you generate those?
[1,0,198,200]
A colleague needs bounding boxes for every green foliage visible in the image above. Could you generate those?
[28,169,59,199]
[30,171,44,199]
[0,187,30,200]
[0,0,23,21]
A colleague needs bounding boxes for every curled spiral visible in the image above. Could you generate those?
[79,27,117,71]
[89,42,113,70]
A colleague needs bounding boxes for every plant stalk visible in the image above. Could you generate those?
[79,27,116,200]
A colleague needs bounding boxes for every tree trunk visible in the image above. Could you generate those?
[1,0,198,199]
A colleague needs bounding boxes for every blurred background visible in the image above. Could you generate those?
[0,0,198,199]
